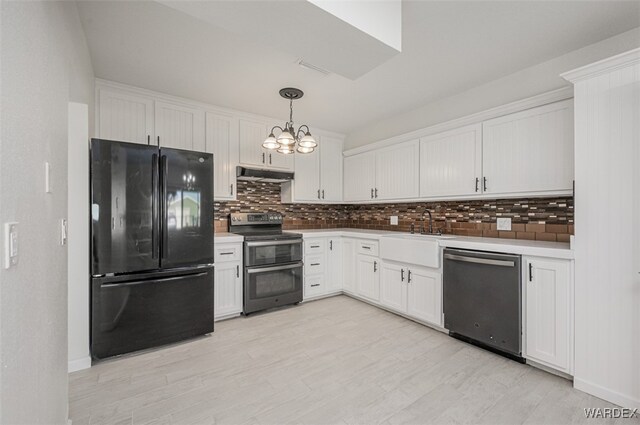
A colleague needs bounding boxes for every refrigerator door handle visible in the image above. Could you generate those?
[101,271,208,288]
[151,153,159,259]
[161,155,168,259]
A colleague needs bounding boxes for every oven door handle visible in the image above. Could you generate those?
[246,240,302,247]
[246,263,302,274]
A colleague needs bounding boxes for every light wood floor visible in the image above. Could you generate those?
[69,295,632,425]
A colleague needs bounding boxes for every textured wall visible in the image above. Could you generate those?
[1,2,94,423]
[215,181,573,242]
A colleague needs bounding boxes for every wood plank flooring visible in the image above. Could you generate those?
[69,295,633,425]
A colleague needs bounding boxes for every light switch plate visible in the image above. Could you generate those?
[4,222,18,269]
[497,217,512,231]
[390,216,398,226]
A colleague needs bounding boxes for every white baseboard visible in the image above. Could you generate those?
[68,356,91,373]
[574,377,640,409]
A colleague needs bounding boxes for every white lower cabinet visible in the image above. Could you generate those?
[303,236,342,300]
[380,261,442,327]
[356,254,380,302]
[524,256,573,373]
[214,242,243,321]
[342,238,357,294]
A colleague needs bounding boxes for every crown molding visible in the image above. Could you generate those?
[561,48,640,83]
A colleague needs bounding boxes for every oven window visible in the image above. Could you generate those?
[247,264,302,299]
[246,242,302,266]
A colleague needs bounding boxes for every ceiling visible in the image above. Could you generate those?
[77,1,640,136]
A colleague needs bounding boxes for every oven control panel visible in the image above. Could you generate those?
[229,213,283,225]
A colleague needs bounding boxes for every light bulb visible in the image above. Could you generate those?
[262,133,279,150]
[298,132,317,148]
[297,146,314,154]
[277,129,295,145]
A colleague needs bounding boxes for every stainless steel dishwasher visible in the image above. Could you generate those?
[443,248,523,362]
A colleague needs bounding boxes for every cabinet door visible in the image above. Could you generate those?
[407,266,442,326]
[342,238,357,294]
[525,257,571,372]
[266,149,294,171]
[375,140,420,200]
[239,119,269,167]
[356,255,380,302]
[482,100,574,195]
[380,262,407,313]
[344,152,376,201]
[206,112,238,200]
[420,124,482,198]
[155,101,205,151]
[214,261,242,319]
[293,146,320,201]
[320,136,344,201]
[98,88,154,145]
[326,238,343,293]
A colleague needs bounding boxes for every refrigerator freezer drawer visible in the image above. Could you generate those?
[91,267,214,360]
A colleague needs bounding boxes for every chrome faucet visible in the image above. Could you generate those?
[421,209,434,235]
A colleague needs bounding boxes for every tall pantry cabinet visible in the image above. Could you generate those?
[562,48,640,409]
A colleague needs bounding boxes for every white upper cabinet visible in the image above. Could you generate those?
[154,101,205,151]
[206,112,238,200]
[320,136,344,202]
[420,124,482,198]
[375,140,420,200]
[482,100,574,195]
[98,88,154,145]
[291,146,321,201]
[344,152,376,201]
[238,119,293,171]
[239,119,268,167]
[524,257,572,373]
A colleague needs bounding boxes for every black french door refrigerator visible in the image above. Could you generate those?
[90,139,214,360]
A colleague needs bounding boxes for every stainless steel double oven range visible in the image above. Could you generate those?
[229,213,303,314]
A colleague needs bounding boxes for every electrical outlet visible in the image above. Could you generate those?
[497,217,512,231]
[390,216,398,226]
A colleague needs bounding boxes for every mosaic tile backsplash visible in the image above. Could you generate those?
[214,181,574,242]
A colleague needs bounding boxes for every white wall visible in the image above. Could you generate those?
[0,2,94,423]
[345,27,640,150]
[67,103,91,373]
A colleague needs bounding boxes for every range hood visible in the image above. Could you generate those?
[236,166,294,183]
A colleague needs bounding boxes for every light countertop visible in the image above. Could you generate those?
[215,233,244,243]
[299,229,573,260]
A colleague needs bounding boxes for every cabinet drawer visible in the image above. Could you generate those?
[215,244,242,263]
[305,275,324,298]
[305,254,325,275]
[357,240,379,256]
[305,239,326,254]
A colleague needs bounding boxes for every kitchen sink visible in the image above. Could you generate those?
[380,233,453,268]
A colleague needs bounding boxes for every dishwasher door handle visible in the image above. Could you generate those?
[444,253,516,268]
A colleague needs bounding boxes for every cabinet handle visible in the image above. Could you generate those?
[311,284,320,287]
[147,135,150,145]
[330,240,333,251]
[310,245,320,248]
[262,152,265,163]
[318,189,321,199]
[230,184,234,196]
[483,177,487,191]
[362,246,371,250]
[375,188,378,198]
[529,263,533,282]
[219,252,234,256]
[269,153,272,164]
[408,269,412,283]
[401,269,405,282]
[371,188,374,199]
[322,189,325,199]
[157,136,160,146]
[310,263,321,266]
[373,261,377,272]
[236,265,240,278]
[475,177,479,192]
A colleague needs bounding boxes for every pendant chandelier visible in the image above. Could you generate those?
[262,88,317,155]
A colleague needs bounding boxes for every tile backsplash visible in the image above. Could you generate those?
[214,181,573,242]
